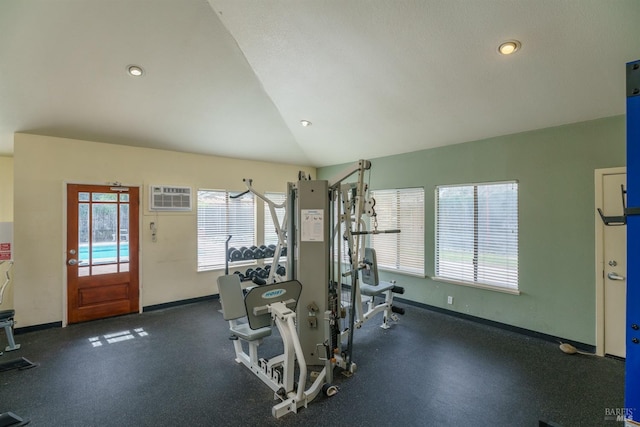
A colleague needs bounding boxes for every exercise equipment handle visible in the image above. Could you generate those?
[350,229,401,235]
[229,190,250,199]
[225,235,232,275]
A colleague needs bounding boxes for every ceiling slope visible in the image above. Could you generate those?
[0,0,310,165]
[211,0,640,166]
[1,1,640,167]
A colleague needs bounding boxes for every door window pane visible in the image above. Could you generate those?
[79,203,89,265]
[92,193,117,202]
[120,204,129,243]
[92,203,117,263]
[92,264,118,275]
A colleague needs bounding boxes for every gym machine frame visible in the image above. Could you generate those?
[226,179,289,285]
[286,160,404,374]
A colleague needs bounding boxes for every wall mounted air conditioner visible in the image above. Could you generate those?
[149,185,192,211]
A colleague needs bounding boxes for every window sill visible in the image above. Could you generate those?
[431,276,520,295]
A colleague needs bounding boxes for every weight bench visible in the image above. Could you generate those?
[0,262,20,356]
[356,248,405,329]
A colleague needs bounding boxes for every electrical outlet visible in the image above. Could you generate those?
[447,296,454,305]
[308,317,317,328]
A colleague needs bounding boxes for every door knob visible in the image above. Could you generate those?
[607,272,625,281]
[68,259,78,266]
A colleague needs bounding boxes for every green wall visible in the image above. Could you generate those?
[318,115,625,345]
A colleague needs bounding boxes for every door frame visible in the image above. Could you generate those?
[61,181,143,326]
[594,167,626,356]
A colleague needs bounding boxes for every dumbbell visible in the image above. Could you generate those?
[233,271,245,281]
[245,268,254,280]
[265,244,275,258]
[253,246,265,259]
[280,247,287,257]
[254,267,264,279]
[258,268,268,279]
[276,265,286,276]
[241,247,254,260]
[228,247,242,261]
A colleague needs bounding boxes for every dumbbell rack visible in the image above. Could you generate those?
[226,242,286,283]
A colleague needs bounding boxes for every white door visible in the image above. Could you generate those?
[603,173,626,358]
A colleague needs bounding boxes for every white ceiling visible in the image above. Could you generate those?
[1,0,639,167]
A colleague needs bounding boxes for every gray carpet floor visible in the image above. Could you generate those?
[0,299,624,426]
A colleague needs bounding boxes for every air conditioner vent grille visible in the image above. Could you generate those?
[150,185,192,211]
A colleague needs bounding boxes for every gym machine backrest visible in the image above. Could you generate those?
[217,274,271,342]
[361,247,380,286]
[244,280,302,330]
[360,247,398,295]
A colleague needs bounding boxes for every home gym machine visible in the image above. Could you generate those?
[625,59,640,426]
[0,261,20,355]
[217,159,405,418]
[0,261,30,426]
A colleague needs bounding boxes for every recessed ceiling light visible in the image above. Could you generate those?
[300,120,312,127]
[498,40,521,55]
[127,65,144,77]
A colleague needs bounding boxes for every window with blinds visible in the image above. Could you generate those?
[197,190,255,271]
[369,188,425,276]
[264,192,286,247]
[435,181,518,290]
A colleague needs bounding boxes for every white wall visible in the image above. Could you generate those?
[0,156,12,221]
[13,133,314,327]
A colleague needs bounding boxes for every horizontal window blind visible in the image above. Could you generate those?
[370,188,425,275]
[197,190,255,271]
[435,182,518,290]
[264,192,286,247]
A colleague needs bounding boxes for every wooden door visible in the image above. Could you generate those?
[67,184,139,324]
[603,173,627,358]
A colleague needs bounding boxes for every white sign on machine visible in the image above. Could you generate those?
[301,209,324,242]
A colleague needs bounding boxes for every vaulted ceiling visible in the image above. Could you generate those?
[1,0,639,167]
